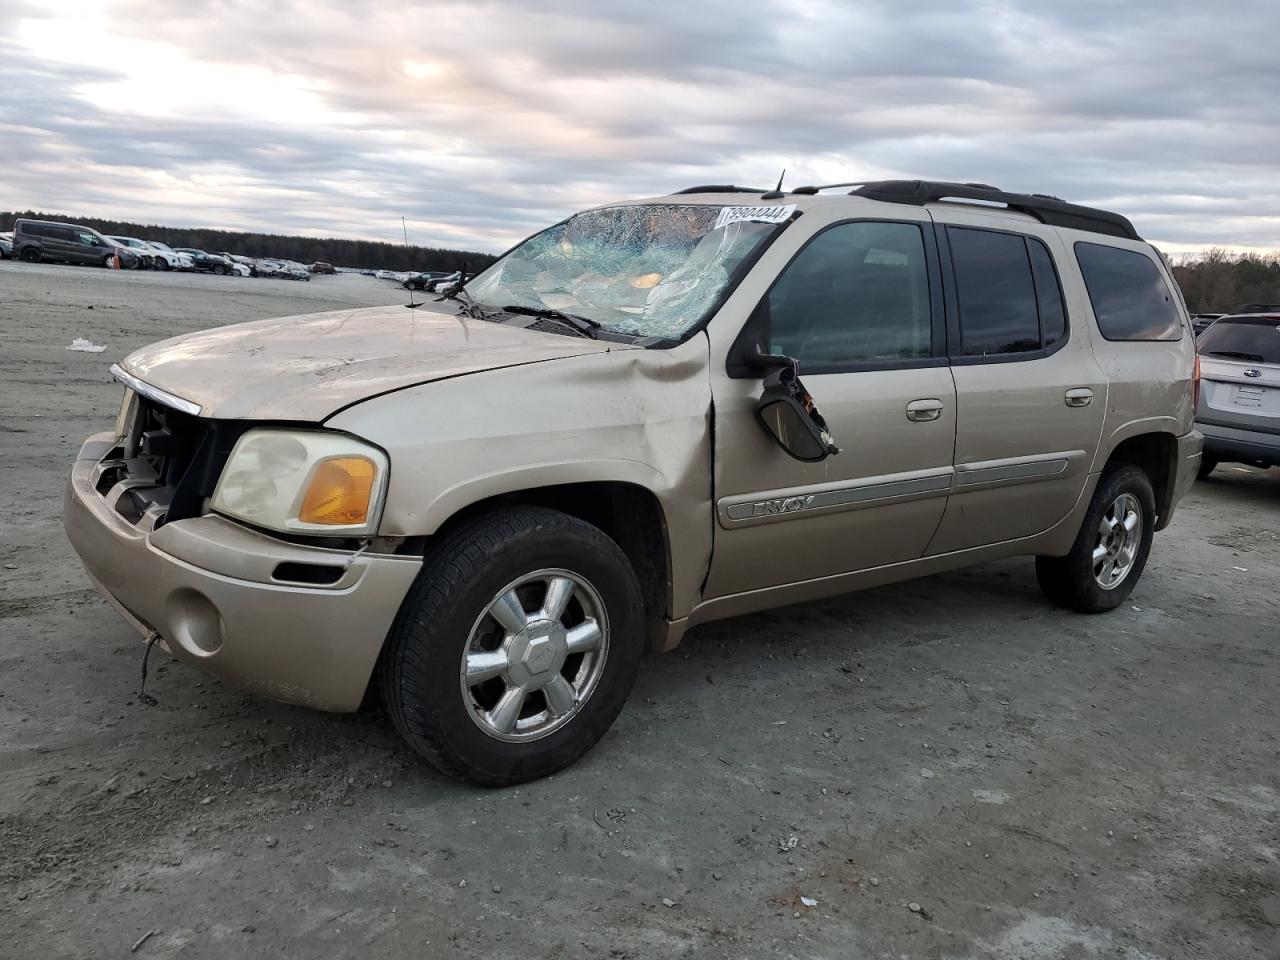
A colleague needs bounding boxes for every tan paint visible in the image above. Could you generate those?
[122,302,632,421]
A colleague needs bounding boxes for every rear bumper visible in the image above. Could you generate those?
[1198,421,1280,467]
[63,432,421,712]
[1158,429,1203,530]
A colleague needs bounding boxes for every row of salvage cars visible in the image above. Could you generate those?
[1,218,327,280]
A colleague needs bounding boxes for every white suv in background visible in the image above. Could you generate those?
[144,241,195,271]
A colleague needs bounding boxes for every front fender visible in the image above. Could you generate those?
[325,338,715,620]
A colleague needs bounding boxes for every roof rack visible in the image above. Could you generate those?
[673,185,768,195]
[849,180,1140,240]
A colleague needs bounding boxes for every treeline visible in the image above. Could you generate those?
[1171,249,1280,314]
[0,211,497,273]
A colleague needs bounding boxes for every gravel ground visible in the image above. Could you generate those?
[1,260,1277,959]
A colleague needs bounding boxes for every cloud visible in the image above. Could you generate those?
[1,0,1278,253]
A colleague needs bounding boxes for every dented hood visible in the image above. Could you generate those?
[120,302,635,421]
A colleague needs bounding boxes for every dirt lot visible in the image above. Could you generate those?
[1,260,1277,959]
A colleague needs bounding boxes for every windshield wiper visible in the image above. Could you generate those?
[501,304,600,340]
[433,268,489,320]
[1204,349,1266,363]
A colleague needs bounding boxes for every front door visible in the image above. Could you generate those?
[925,217,1106,554]
[706,214,957,599]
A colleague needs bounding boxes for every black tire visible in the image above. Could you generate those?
[1035,465,1157,613]
[156,258,170,271]
[21,246,41,263]
[378,506,645,786]
[1197,456,1218,481]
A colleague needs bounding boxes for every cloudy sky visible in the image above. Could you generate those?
[2,0,1278,255]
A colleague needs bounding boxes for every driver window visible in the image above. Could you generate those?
[77,232,98,246]
[766,221,932,371]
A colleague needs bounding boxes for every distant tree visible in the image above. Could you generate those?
[1172,248,1280,313]
[0,210,497,274]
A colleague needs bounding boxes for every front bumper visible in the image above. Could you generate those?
[63,432,421,711]
[1198,421,1280,467]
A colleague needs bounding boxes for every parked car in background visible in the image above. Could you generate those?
[110,236,160,269]
[64,179,1201,785]
[0,231,12,258]
[13,218,139,267]
[219,253,256,275]
[145,241,195,271]
[1191,313,1223,336]
[310,261,336,274]
[1195,312,1280,477]
[403,270,452,291]
[175,248,231,275]
[281,261,311,281]
[252,258,289,278]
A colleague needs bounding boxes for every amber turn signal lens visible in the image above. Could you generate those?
[298,456,376,525]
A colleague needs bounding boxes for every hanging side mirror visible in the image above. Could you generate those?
[752,359,840,463]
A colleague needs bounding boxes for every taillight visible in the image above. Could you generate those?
[1193,354,1201,410]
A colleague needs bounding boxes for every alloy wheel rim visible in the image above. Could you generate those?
[1092,493,1142,589]
[459,568,608,743]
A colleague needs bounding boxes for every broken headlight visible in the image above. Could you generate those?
[211,429,389,538]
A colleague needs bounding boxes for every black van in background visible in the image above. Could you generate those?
[12,219,139,268]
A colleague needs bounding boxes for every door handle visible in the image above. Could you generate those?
[1064,387,1094,408]
[906,398,944,422]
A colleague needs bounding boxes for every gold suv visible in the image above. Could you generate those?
[64,180,1202,784]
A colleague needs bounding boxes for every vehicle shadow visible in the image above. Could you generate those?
[1193,464,1280,506]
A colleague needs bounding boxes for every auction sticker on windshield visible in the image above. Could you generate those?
[713,204,796,229]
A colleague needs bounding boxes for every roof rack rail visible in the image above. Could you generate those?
[673,184,767,195]
[850,180,1140,241]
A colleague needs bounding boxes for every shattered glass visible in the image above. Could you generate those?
[466,205,783,340]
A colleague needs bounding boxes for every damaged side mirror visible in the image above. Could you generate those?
[744,346,839,463]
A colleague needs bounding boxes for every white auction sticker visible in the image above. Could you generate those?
[713,204,796,229]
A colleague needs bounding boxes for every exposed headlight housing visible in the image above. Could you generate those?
[211,429,389,537]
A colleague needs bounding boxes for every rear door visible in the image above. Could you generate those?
[706,211,957,598]
[925,216,1106,554]
[1197,316,1280,437]
[44,225,77,262]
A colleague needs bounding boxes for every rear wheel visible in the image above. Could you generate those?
[21,247,41,263]
[1036,465,1156,613]
[378,506,645,786]
[1197,456,1218,481]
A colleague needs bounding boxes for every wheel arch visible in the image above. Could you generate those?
[1098,429,1179,530]
[409,478,677,652]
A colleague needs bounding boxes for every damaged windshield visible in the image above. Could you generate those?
[465,204,787,340]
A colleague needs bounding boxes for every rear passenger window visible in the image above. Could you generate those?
[948,227,1069,357]
[1074,242,1182,341]
[1027,239,1066,347]
[765,221,934,371]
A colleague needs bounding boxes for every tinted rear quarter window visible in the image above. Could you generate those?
[1197,318,1280,365]
[1075,242,1182,341]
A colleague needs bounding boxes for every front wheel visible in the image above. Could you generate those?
[1036,465,1156,613]
[378,507,645,786]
